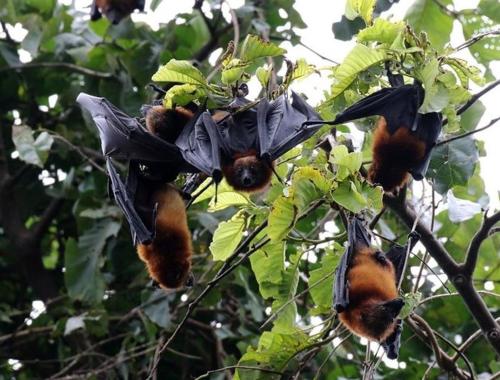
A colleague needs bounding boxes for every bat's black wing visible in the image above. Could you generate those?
[90,1,102,21]
[333,217,371,313]
[381,319,403,360]
[385,232,420,285]
[410,112,443,180]
[258,92,323,161]
[175,111,225,183]
[333,84,424,133]
[380,232,419,359]
[77,93,192,245]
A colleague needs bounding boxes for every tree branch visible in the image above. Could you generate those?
[384,193,500,355]
[454,29,500,51]
[463,210,500,276]
[33,197,65,243]
[441,79,500,128]
[0,62,114,79]
[437,116,500,146]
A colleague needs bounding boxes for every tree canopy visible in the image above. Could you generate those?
[0,0,499,379]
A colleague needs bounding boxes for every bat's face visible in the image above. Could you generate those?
[222,155,273,193]
[358,298,404,340]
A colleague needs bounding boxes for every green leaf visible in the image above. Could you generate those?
[12,126,54,168]
[240,35,286,62]
[256,65,272,88]
[460,13,500,66]
[208,192,250,212]
[221,58,248,85]
[163,83,207,109]
[405,0,453,49]
[64,219,121,304]
[357,19,405,45]
[345,0,376,25]
[268,196,297,242]
[331,181,367,213]
[141,289,172,328]
[291,58,317,82]
[428,137,479,194]
[309,248,340,314]
[152,59,207,86]
[330,145,363,180]
[250,242,285,299]
[415,58,439,112]
[332,44,387,98]
[400,292,421,319]
[209,211,246,261]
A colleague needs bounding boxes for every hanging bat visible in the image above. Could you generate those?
[333,217,418,359]
[175,92,323,193]
[90,0,145,24]
[77,93,197,288]
[332,81,442,192]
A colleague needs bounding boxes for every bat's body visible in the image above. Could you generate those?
[77,93,197,288]
[91,0,145,24]
[137,184,193,289]
[338,246,403,342]
[368,117,426,191]
[333,82,442,192]
[175,92,323,193]
[334,218,418,359]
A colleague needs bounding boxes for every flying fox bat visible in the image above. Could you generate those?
[333,217,419,359]
[77,93,196,288]
[332,81,442,192]
[175,92,323,193]
[90,0,145,24]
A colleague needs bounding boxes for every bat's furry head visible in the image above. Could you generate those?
[222,153,273,193]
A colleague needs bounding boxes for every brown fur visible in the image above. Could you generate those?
[145,106,194,143]
[338,246,402,342]
[368,117,426,192]
[136,184,193,289]
[222,154,273,193]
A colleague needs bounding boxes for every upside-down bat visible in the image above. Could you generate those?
[333,217,418,359]
[77,93,196,288]
[332,79,442,192]
[90,0,145,24]
[175,92,323,193]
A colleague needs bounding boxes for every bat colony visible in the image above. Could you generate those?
[78,55,442,358]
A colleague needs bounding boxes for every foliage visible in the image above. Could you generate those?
[0,0,498,379]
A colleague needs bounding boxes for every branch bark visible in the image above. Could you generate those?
[0,62,113,79]
[385,193,500,355]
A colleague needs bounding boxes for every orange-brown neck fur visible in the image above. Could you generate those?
[145,106,194,142]
[222,153,273,193]
[368,117,426,192]
[338,246,402,342]
[136,184,193,289]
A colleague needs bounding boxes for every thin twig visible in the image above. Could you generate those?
[194,365,284,380]
[454,29,500,51]
[463,210,500,276]
[0,62,114,79]
[437,116,500,146]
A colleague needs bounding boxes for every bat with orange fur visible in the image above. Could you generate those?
[175,92,323,193]
[77,93,198,288]
[334,217,418,359]
[332,79,442,192]
[91,0,145,24]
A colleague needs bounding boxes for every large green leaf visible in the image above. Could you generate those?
[64,219,121,304]
[250,242,286,299]
[12,126,54,168]
[268,195,297,242]
[152,59,207,86]
[405,0,453,49]
[141,289,172,328]
[331,44,387,97]
[357,18,405,45]
[345,0,376,25]
[428,137,479,194]
[240,35,286,62]
[460,13,500,67]
[309,248,340,314]
[209,211,246,261]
